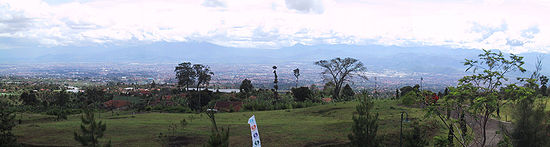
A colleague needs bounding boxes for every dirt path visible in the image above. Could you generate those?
[450,111,512,147]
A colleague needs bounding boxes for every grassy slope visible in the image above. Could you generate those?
[14,100,438,147]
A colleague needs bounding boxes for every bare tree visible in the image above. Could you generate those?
[315,57,366,99]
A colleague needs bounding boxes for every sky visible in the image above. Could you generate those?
[1,0,550,53]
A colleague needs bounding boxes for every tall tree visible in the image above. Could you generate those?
[193,64,213,112]
[175,62,196,91]
[239,79,254,95]
[459,49,525,146]
[293,68,300,88]
[193,64,214,90]
[315,57,366,99]
[74,110,111,147]
[272,66,279,99]
[540,75,548,96]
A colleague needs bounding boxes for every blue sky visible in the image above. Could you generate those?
[1,0,550,53]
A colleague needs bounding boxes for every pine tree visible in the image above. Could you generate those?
[74,110,111,147]
[348,96,379,147]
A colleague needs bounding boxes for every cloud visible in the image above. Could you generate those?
[1,0,550,54]
[285,0,324,14]
[202,0,226,8]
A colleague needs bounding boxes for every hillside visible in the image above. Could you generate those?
[15,100,439,147]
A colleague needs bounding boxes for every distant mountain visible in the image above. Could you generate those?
[0,42,548,75]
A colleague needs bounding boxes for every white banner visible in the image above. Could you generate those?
[248,115,261,147]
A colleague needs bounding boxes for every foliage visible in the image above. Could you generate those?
[510,97,549,147]
[341,84,355,101]
[291,87,313,102]
[315,57,367,99]
[46,107,68,120]
[187,90,214,111]
[401,91,420,106]
[433,135,449,147]
[174,62,196,90]
[402,120,430,147]
[0,103,18,146]
[20,91,38,105]
[74,110,111,147]
[239,79,254,94]
[205,111,229,147]
[540,75,548,96]
[53,91,70,107]
[430,49,526,147]
[348,95,379,147]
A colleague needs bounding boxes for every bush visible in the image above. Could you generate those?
[291,87,312,102]
[162,106,192,113]
[401,91,419,106]
[348,96,379,147]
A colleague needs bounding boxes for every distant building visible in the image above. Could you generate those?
[66,86,84,93]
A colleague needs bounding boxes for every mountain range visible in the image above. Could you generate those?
[1,42,549,75]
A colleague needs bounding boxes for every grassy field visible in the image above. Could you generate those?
[14,100,442,146]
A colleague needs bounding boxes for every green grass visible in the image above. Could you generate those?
[14,100,440,146]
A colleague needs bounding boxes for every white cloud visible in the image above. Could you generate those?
[0,0,550,53]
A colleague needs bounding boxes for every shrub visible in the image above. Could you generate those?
[348,96,379,147]
[401,91,419,106]
[291,87,312,102]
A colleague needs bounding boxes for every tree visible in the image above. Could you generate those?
[74,110,111,147]
[175,62,196,91]
[239,79,254,95]
[192,64,214,111]
[0,103,17,146]
[293,68,300,88]
[463,49,526,146]
[341,84,355,101]
[151,80,156,88]
[20,91,38,105]
[291,87,312,102]
[540,75,548,96]
[54,91,70,107]
[348,95,379,147]
[272,66,279,99]
[193,64,214,90]
[509,96,549,147]
[315,57,366,99]
[395,89,400,99]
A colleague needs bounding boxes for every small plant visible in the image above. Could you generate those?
[205,110,230,147]
[74,109,111,147]
[168,122,178,136]
[156,132,169,147]
[180,119,188,133]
